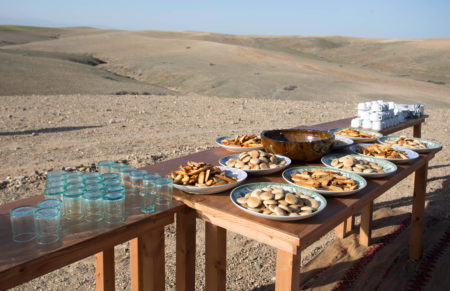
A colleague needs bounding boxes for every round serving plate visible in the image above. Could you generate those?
[321,153,397,179]
[173,166,247,195]
[377,136,442,153]
[230,182,327,221]
[332,136,354,150]
[282,166,367,196]
[218,154,291,176]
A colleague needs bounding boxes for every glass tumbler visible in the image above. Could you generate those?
[155,177,173,205]
[109,163,126,173]
[45,180,66,189]
[85,172,102,180]
[97,160,115,174]
[10,206,36,242]
[102,173,120,181]
[83,190,104,222]
[67,172,84,180]
[34,207,61,244]
[140,178,157,213]
[130,170,147,195]
[85,182,105,192]
[105,185,125,195]
[103,178,122,188]
[119,166,137,194]
[47,171,67,179]
[44,186,65,200]
[37,199,63,210]
[63,188,84,220]
[103,192,125,223]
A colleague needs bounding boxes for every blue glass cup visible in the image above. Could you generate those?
[102,173,120,181]
[37,199,63,210]
[44,187,65,200]
[103,192,125,223]
[109,163,126,173]
[97,160,115,174]
[45,180,66,189]
[63,188,84,220]
[10,206,36,242]
[34,207,61,244]
[130,170,148,195]
[119,166,137,194]
[47,171,67,180]
[155,177,173,205]
[83,190,104,222]
[103,179,122,188]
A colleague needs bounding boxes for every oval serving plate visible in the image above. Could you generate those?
[218,154,291,176]
[282,166,367,196]
[321,153,397,179]
[230,182,327,221]
[216,136,264,152]
[332,135,354,150]
[377,136,442,154]
[173,166,247,195]
[349,144,419,164]
[329,128,383,143]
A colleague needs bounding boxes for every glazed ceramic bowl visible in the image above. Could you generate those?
[260,129,334,162]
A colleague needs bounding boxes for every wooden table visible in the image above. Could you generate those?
[142,116,438,291]
[0,194,184,291]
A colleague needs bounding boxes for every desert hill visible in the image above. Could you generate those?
[1,26,449,107]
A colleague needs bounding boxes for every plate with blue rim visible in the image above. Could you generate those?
[377,136,442,153]
[216,135,263,152]
[329,128,383,143]
[218,153,291,176]
[349,144,419,164]
[173,166,247,195]
[230,182,327,221]
[321,153,397,179]
[282,166,367,196]
[332,135,354,150]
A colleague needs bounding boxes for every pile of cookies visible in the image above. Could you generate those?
[335,128,377,138]
[384,136,426,149]
[290,169,358,191]
[220,134,262,147]
[168,161,237,187]
[225,150,286,170]
[236,186,319,216]
[354,144,408,159]
[330,155,383,174]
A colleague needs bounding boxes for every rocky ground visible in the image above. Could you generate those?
[1,94,448,290]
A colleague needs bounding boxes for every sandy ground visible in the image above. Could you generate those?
[1,94,448,290]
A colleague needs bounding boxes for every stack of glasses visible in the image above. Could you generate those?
[10,161,173,245]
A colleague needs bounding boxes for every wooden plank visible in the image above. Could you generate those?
[275,249,301,291]
[360,202,373,247]
[176,208,196,291]
[413,123,422,138]
[335,221,346,239]
[95,248,115,291]
[346,215,354,233]
[130,237,143,291]
[409,162,428,259]
[205,222,226,291]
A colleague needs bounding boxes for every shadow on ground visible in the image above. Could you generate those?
[0,125,102,136]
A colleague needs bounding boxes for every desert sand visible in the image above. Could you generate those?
[0,26,449,290]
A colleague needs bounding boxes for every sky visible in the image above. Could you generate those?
[1,0,449,38]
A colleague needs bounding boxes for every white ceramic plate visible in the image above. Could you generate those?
[230,182,327,221]
[329,128,383,143]
[377,136,442,153]
[349,144,419,164]
[218,154,291,176]
[332,136,354,150]
[282,166,367,196]
[216,135,264,152]
[173,166,247,195]
[321,153,397,179]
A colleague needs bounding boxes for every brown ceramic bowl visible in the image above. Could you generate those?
[261,129,334,162]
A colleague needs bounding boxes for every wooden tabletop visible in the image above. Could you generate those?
[142,116,435,254]
[0,194,184,290]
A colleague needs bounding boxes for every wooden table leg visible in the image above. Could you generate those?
[275,249,301,291]
[336,215,355,238]
[360,202,373,247]
[413,123,421,138]
[130,226,166,291]
[176,208,196,291]
[205,222,226,291]
[409,162,428,260]
[95,247,115,291]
